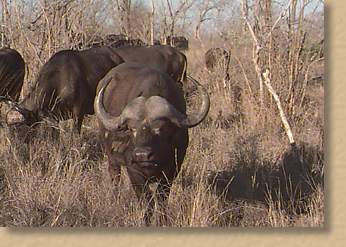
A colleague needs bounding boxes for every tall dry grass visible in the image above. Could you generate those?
[0,0,324,227]
[0,57,324,227]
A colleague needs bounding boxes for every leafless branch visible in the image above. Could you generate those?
[262,69,295,144]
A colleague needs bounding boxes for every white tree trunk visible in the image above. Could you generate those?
[262,69,295,144]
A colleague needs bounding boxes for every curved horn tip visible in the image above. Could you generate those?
[183,75,210,128]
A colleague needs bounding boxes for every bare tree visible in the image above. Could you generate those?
[241,0,296,145]
[150,0,155,45]
[116,0,132,36]
[164,0,194,42]
[1,0,11,46]
[193,0,220,40]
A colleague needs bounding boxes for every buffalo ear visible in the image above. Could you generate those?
[116,120,128,131]
[113,116,129,131]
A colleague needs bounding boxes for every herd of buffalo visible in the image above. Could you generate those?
[0,36,232,225]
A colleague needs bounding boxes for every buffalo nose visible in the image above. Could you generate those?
[133,147,154,162]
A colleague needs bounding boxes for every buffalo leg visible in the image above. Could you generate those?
[175,129,188,187]
[139,184,154,226]
[73,115,83,134]
[51,121,60,141]
[127,169,154,226]
[156,180,172,226]
[107,154,122,185]
[101,129,123,185]
[175,129,188,175]
[72,101,84,134]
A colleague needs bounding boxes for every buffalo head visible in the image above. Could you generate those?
[0,96,38,126]
[95,75,210,169]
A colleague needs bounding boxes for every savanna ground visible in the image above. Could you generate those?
[0,0,324,227]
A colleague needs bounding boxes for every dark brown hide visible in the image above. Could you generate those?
[6,47,123,133]
[0,48,25,101]
[113,45,187,83]
[166,36,189,51]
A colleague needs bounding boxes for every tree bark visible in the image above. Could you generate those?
[150,0,155,45]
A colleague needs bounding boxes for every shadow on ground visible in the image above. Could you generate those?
[207,142,324,215]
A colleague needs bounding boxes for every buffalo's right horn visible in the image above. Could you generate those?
[95,78,147,131]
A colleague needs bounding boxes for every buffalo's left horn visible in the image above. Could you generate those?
[181,75,210,128]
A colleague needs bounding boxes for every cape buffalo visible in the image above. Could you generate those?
[94,62,210,225]
[0,47,25,101]
[114,45,187,84]
[205,47,231,88]
[109,38,146,48]
[6,47,124,133]
[153,39,161,45]
[166,36,189,51]
[104,33,128,44]
[86,34,146,49]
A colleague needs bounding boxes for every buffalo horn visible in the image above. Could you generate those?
[95,75,210,130]
[94,78,124,131]
[181,75,210,128]
[95,78,148,131]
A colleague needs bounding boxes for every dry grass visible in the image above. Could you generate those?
[0,0,324,227]
[0,52,324,227]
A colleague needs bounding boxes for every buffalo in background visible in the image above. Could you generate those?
[84,34,147,49]
[205,47,231,88]
[5,46,124,133]
[166,36,189,51]
[113,45,187,84]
